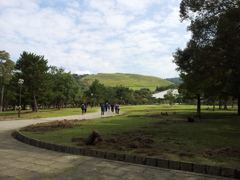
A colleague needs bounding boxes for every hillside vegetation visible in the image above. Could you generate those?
[165,77,182,84]
[79,73,173,91]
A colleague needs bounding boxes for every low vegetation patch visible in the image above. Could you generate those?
[20,105,240,169]
[21,119,87,133]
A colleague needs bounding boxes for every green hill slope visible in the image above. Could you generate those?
[80,73,173,91]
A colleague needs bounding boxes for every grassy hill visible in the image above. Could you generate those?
[79,73,173,91]
[165,77,182,84]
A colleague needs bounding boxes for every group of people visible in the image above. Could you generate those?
[100,103,120,115]
[81,103,121,115]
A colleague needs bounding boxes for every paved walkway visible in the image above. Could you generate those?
[0,111,232,180]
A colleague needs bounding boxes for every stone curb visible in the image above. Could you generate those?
[12,130,240,179]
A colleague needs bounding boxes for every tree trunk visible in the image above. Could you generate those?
[238,97,240,116]
[4,101,7,111]
[0,85,4,112]
[224,97,228,110]
[31,103,35,111]
[33,92,39,112]
[224,101,227,110]
[57,100,60,110]
[197,93,201,117]
[219,98,222,109]
[212,100,215,111]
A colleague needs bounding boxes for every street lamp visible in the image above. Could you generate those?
[18,79,24,118]
[91,93,95,107]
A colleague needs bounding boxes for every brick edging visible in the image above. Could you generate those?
[12,130,240,179]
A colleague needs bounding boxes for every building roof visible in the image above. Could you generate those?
[152,89,179,99]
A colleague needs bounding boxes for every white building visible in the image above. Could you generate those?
[152,89,179,99]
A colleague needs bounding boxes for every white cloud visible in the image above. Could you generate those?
[116,0,161,14]
[105,13,128,29]
[87,0,115,14]
[80,11,104,26]
[74,70,92,75]
[0,0,190,78]
[128,20,159,32]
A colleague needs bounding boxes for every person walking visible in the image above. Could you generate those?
[107,103,111,112]
[117,104,120,114]
[81,103,85,115]
[85,104,88,114]
[100,103,105,115]
[111,104,115,112]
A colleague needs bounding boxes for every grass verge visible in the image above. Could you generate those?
[20,105,240,169]
[0,107,98,120]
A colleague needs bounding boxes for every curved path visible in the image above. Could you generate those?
[0,111,230,180]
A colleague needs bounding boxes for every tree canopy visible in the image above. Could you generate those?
[16,51,50,112]
[0,51,163,112]
[0,51,15,112]
[173,0,240,115]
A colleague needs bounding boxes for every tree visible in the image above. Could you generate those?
[15,51,49,112]
[61,72,82,108]
[173,40,209,116]
[215,7,240,114]
[0,51,15,112]
[175,0,240,115]
[155,84,177,92]
[164,89,176,106]
[85,79,105,105]
[115,86,131,100]
[47,66,83,109]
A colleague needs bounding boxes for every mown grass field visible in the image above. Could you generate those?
[19,105,240,169]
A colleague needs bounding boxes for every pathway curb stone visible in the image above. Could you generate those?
[13,130,240,179]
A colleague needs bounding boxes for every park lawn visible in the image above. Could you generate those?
[0,107,98,120]
[21,105,240,169]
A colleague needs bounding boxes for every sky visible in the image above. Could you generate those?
[0,0,191,79]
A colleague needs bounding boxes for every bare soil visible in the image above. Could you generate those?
[21,119,87,133]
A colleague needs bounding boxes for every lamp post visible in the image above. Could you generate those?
[18,79,24,118]
[91,93,95,107]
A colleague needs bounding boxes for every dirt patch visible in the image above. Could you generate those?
[151,119,186,126]
[131,109,176,112]
[127,112,178,118]
[201,147,240,158]
[128,113,164,118]
[21,119,87,133]
[179,152,194,157]
[72,130,161,156]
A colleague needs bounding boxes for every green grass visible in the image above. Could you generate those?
[0,107,98,120]
[128,86,157,91]
[20,105,240,169]
[80,73,173,90]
